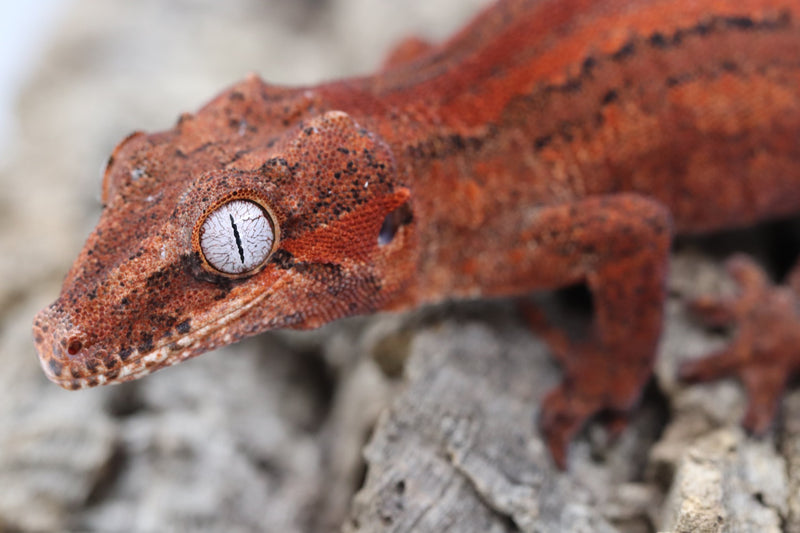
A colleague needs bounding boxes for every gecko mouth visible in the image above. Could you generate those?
[32,272,290,390]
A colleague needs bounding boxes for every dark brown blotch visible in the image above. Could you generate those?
[103,352,119,369]
[119,346,134,361]
[48,358,63,377]
[138,333,154,354]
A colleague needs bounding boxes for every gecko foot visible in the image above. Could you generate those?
[680,254,800,433]
[521,303,648,468]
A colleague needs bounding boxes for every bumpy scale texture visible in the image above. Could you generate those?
[33,0,800,467]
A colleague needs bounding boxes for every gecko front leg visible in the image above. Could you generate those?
[503,194,672,467]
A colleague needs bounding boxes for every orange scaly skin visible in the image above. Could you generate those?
[32,0,800,467]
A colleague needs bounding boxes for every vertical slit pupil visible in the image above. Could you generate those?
[229,214,245,263]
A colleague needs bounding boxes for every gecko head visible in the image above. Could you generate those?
[33,85,417,389]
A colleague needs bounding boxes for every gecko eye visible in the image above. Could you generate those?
[199,199,276,275]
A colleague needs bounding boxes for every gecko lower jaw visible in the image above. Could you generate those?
[32,305,203,389]
[31,299,191,389]
[33,327,201,390]
[32,272,290,389]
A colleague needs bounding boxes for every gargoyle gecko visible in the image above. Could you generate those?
[33,0,800,467]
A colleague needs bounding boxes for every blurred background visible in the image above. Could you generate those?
[0,1,68,156]
[0,1,489,531]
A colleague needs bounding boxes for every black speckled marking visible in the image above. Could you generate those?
[138,333,154,354]
[176,319,191,334]
[119,346,134,361]
[270,249,296,270]
[103,353,119,369]
[48,358,63,377]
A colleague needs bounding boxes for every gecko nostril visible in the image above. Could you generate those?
[67,338,83,355]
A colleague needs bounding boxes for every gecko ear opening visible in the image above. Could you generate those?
[378,199,413,246]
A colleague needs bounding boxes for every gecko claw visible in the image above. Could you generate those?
[540,387,582,469]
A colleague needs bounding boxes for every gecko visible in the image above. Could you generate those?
[32,0,800,468]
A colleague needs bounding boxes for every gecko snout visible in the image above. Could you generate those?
[32,304,107,390]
